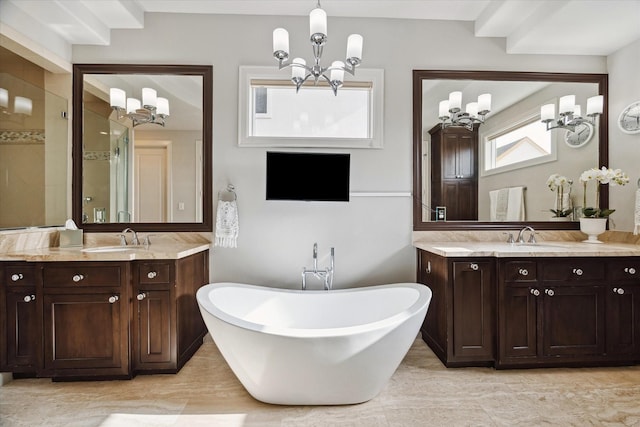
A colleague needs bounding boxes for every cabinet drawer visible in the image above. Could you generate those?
[608,259,640,282]
[43,264,124,288]
[542,260,605,282]
[4,264,36,287]
[137,262,173,285]
[502,261,537,282]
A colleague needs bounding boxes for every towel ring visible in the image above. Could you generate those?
[218,184,237,202]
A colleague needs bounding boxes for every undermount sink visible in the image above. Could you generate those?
[81,246,145,253]
[509,243,569,250]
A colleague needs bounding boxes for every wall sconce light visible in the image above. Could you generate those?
[109,87,170,127]
[0,87,32,117]
[438,91,492,130]
[541,94,603,132]
[0,87,8,109]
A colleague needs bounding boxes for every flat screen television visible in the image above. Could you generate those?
[266,151,350,202]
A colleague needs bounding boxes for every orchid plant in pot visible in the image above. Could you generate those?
[546,174,573,219]
[578,167,629,242]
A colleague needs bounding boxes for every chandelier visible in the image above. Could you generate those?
[271,1,363,95]
[438,91,492,130]
[540,94,603,132]
[109,87,170,127]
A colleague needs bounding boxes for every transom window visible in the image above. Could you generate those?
[483,115,555,175]
[250,80,371,139]
[238,66,384,148]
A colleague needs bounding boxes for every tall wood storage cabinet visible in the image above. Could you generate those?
[429,124,478,221]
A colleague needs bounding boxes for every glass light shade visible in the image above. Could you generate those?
[309,7,327,36]
[448,91,462,111]
[109,88,126,109]
[466,102,478,118]
[142,88,157,108]
[439,100,450,118]
[541,103,555,121]
[292,58,306,79]
[0,87,8,109]
[478,93,491,113]
[573,105,582,118]
[13,96,32,115]
[156,97,170,116]
[330,61,345,83]
[127,97,141,114]
[273,28,289,55]
[559,95,575,114]
[346,34,363,60]
[586,95,603,115]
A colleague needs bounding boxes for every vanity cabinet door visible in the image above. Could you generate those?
[1,264,40,373]
[4,290,39,371]
[605,284,640,357]
[135,289,173,366]
[500,285,538,360]
[451,260,494,360]
[42,292,129,376]
[133,252,208,373]
[417,250,448,362]
[41,262,130,379]
[134,261,175,371]
[541,285,606,357]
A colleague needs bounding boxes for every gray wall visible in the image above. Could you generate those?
[73,13,610,288]
[608,38,640,232]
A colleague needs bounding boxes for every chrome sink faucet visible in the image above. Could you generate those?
[302,243,335,290]
[119,228,139,246]
[516,226,537,244]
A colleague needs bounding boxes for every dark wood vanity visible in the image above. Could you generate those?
[0,249,209,380]
[417,248,640,369]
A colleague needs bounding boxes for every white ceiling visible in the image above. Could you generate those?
[3,0,640,57]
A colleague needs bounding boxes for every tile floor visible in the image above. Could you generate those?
[1,336,640,426]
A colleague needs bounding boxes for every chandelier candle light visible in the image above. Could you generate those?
[272,1,363,95]
[540,94,603,132]
[109,87,170,127]
[438,92,492,130]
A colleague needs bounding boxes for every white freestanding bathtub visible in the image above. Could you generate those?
[196,282,432,405]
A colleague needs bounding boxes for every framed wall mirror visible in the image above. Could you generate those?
[72,64,212,232]
[413,70,608,231]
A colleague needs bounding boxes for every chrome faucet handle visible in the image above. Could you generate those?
[122,227,139,245]
[503,232,515,244]
[118,234,127,246]
[312,243,318,270]
[528,233,537,244]
[142,234,154,247]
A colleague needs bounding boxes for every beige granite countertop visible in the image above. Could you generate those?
[3,242,211,262]
[413,241,640,258]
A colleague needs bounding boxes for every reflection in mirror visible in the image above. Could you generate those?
[413,70,608,231]
[73,65,212,232]
[0,71,68,229]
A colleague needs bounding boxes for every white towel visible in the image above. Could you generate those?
[215,200,239,248]
[490,188,509,221]
[506,186,525,221]
[634,189,640,235]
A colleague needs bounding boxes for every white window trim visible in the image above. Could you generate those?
[480,103,559,177]
[238,66,384,148]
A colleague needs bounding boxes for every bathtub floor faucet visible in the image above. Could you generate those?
[302,243,334,290]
